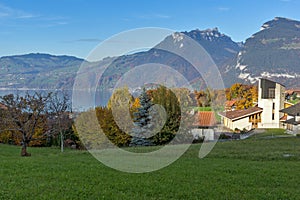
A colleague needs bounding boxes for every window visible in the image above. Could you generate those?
[268,88,275,99]
[272,113,275,120]
[272,103,275,110]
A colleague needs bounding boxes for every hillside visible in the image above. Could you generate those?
[0,53,84,89]
[230,17,300,87]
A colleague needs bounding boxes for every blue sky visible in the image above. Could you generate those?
[0,0,300,59]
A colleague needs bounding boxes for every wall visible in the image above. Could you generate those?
[258,79,285,128]
[191,128,214,141]
[222,116,252,131]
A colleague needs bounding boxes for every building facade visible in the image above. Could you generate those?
[257,79,285,128]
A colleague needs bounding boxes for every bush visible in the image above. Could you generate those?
[219,133,231,140]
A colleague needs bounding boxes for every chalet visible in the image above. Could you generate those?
[191,111,217,141]
[219,107,263,131]
[280,103,300,134]
[219,78,285,131]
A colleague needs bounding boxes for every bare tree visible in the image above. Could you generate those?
[48,91,71,152]
[0,92,51,156]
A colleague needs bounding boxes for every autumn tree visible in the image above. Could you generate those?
[0,92,51,156]
[149,86,181,145]
[96,106,132,147]
[48,91,72,152]
[226,83,258,110]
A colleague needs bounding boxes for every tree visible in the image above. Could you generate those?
[226,83,258,110]
[150,86,182,145]
[0,92,51,156]
[129,88,154,146]
[96,106,131,147]
[107,87,135,134]
[48,91,71,152]
[75,109,108,149]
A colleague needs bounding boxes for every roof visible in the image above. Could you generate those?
[280,103,300,116]
[283,117,300,125]
[193,111,217,127]
[286,89,300,94]
[0,103,7,110]
[225,100,237,107]
[285,90,295,95]
[260,78,285,87]
[219,107,263,121]
[280,115,288,121]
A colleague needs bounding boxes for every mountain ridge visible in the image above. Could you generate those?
[1,16,300,91]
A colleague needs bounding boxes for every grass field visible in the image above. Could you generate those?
[1,130,300,199]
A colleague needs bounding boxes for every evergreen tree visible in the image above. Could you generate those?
[129,88,154,146]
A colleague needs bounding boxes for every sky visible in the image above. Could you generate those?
[0,0,300,59]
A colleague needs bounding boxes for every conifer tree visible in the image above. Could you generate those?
[129,88,154,146]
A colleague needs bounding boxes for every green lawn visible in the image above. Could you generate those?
[1,133,300,199]
[250,128,289,139]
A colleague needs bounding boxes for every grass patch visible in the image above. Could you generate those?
[194,106,212,111]
[1,135,300,199]
[288,98,300,105]
[250,128,288,139]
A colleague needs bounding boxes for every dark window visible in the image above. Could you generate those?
[272,103,275,110]
[261,79,276,99]
[272,113,275,120]
[269,88,275,99]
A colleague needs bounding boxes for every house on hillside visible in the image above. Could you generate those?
[191,111,217,141]
[280,103,300,134]
[219,107,263,131]
[219,78,285,131]
[285,89,300,100]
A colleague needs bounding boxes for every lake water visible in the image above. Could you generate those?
[0,89,111,111]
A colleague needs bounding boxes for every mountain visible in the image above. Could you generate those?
[181,28,242,67]
[2,17,300,92]
[98,28,242,90]
[229,17,300,87]
[0,28,240,91]
[0,53,84,89]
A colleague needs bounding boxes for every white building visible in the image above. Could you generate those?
[257,78,285,128]
[219,78,285,131]
[280,103,300,134]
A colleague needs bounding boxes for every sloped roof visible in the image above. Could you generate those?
[280,115,288,121]
[0,103,7,110]
[284,117,300,125]
[225,100,237,107]
[280,103,300,116]
[285,90,295,96]
[193,111,217,127]
[219,107,263,121]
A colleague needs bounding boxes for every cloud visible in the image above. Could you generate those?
[138,13,171,19]
[0,3,68,27]
[0,4,38,19]
[217,7,230,11]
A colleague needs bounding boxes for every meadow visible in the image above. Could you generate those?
[1,129,300,199]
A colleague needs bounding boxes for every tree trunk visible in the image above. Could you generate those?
[21,142,31,157]
[60,132,64,153]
